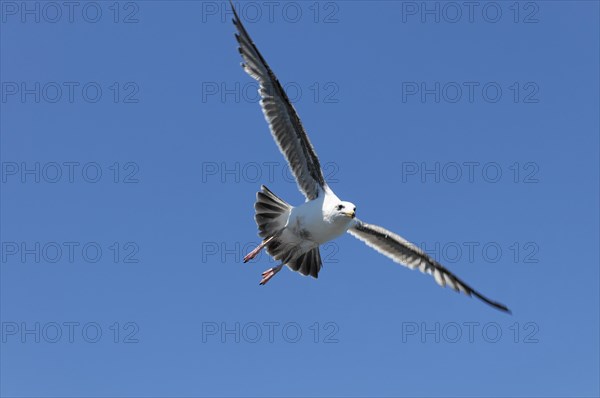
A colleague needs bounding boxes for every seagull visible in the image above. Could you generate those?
[231,3,511,313]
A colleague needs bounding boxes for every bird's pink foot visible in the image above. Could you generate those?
[259,264,283,285]
[243,236,274,263]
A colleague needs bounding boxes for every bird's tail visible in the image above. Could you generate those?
[254,185,291,239]
[253,186,322,278]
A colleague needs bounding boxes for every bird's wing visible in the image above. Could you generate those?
[231,3,326,200]
[348,219,511,313]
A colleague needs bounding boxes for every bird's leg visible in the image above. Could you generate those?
[259,263,284,285]
[243,236,274,263]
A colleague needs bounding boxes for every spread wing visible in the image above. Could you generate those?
[231,2,326,200]
[348,219,511,313]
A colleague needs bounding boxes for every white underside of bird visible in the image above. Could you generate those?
[288,188,355,245]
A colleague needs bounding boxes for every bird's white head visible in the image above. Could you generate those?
[333,201,356,220]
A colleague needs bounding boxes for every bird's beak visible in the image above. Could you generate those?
[344,210,356,219]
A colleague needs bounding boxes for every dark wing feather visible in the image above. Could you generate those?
[348,219,511,313]
[231,2,326,200]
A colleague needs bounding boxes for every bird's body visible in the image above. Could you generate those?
[288,189,355,245]
[230,2,511,313]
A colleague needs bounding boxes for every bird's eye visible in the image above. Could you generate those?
[337,204,344,211]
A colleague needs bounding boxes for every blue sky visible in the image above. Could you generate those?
[1,1,599,397]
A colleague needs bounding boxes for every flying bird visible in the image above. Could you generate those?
[230,3,510,313]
